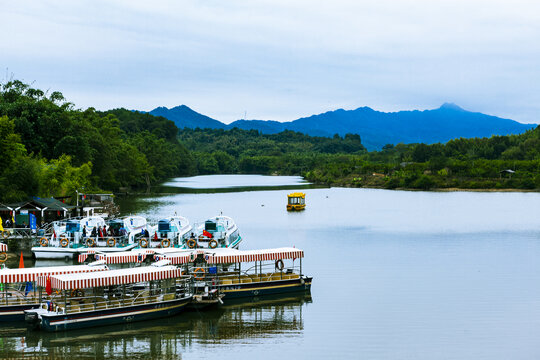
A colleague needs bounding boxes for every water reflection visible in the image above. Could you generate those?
[0,293,311,359]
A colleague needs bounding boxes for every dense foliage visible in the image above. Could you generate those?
[0,80,194,202]
[178,128,366,174]
[178,126,540,190]
[2,79,538,204]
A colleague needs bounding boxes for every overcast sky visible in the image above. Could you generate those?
[2,0,540,123]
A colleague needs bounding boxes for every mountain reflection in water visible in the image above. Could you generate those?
[0,293,312,360]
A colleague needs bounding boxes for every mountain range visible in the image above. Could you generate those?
[146,103,535,150]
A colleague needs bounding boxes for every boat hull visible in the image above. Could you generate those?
[32,297,192,332]
[31,247,80,260]
[32,244,138,260]
[217,276,312,300]
[0,303,40,322]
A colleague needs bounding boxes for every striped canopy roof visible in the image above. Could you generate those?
[78,249,155,264]
[159,247,304,264]
[0,243,7,252]
[0,264,108,284]
[204,247,303,264]
[94,251,147,264]
[155,250,198,265]
[38,265,181,290]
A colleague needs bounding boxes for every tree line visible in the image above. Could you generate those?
[0,80,194,202]
[2,79,539,204]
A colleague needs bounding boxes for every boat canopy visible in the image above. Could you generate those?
[38,265,182,290]
[0,243,7,252]
[78,249,155,264]
[155,250,201,265]
[0,264,108,284]
[159,247,304,265]
[94,251,147,264]
[204,247,304,264]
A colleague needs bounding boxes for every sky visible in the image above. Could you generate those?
[2,0,540,124]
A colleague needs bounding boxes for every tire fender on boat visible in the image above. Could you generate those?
[193,267,205,280]
[139,238,149,248]
[107,237,116,247]
[187,238,197,249]
[0,252,7,262]
[161,239,171,248]
[209,239,218,249]
[86,238,95,247]
[275,259,284,271]
[60,238,69,248]
[40,237,49,247]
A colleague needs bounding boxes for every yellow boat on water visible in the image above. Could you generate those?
[287,192,306,211]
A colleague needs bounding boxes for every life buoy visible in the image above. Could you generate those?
[40,237,49,247]
[139,238,149,248]
[0,252,7,263]
[193,267,205,280]
[209,239,218,249]
[71,289,85,297]
[161,239,171,248]
[86,238,95,247]
[187,238,197,249]
[275,259,284,271]
[107,238,116,247]
[60,238,69,248]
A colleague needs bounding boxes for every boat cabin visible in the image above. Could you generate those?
[287,193,306,211]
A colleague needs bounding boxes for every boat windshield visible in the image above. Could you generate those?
[109,221,123,231]
[205,221,217,231]
[158,221,171,232]
[66,222,80,232]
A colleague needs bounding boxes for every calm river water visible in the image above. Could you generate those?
[3,175,540,359]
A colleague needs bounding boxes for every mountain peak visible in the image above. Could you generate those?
[439,103,465,111]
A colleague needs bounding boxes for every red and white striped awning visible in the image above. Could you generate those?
[156,252,193,265]
[0,264,108,284]
[0,243,7,252]
[205,247,304,264]
[95,252,146,264]
[78,253,89,263]
[38,265,182,290]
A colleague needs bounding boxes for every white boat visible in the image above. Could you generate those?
[144,216,192,249]
[105,215,150,246]
[181,215,241,250]
[32,216,107,260]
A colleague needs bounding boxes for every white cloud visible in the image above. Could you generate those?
[1,0,539,123]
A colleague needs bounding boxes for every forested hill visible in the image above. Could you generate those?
[2,79,540,204]
[147,103,534,150]
[180,125,540,190]
[0,80,195,203]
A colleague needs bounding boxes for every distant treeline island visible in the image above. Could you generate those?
[1,80,540,204]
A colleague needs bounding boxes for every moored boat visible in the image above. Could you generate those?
[287,192,306,211]
[24,263,193,331]
[145,215,192,249]
[31,216,107,260]
[183,215,242,250]
[157,247,312,300]
[0,262,108,322]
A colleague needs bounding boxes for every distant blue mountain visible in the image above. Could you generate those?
[149,105,226,130]
[148,103,535,150]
